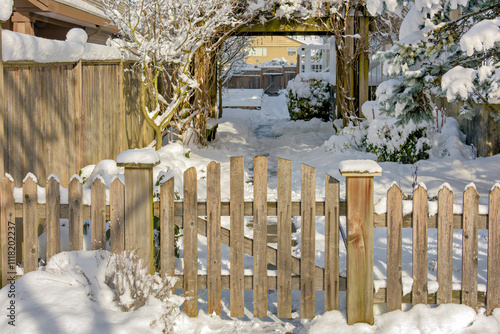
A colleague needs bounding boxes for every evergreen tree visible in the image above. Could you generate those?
[373,0,500,124]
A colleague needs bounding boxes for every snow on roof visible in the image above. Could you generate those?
[0,0,13,22]
[54,0,106,18]
[116,149,161,166]
[288,35,324,45]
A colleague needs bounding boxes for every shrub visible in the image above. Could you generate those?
[105,251,180,332]
[364,118,431,164]
[286,73,333,121]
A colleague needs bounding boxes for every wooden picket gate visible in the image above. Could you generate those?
[0,156,499,324]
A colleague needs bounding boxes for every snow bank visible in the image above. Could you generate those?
[2,28,122,62]
[0,250,182,333]
[0,0,13,22]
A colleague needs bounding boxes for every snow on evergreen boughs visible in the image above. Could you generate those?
[374,0,500,124]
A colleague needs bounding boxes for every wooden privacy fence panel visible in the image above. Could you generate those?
[1,161,500,322]
[225,66,298,92]
[1,61,154,187]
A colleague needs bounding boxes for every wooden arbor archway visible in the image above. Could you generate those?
[235,13,371,122]
[194,8,372,141]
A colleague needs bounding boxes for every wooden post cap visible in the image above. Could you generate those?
[116,149,160,168]
[339,160,382,177]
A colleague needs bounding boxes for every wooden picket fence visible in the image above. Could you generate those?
[0,157,499,323]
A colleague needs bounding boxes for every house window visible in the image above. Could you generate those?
[287,47,297,57]
[248,47,268,57]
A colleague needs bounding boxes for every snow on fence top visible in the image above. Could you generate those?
[0,0,12,22]
[339,160,382,175]
[1,28,122,62]
[116,149,161,166]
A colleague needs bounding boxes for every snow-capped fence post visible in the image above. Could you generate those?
[340,160,381,325]
[117,149,160,274]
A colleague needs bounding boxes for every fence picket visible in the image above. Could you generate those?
[207,162,221,315]
[253,156,268,318]
[301,164,316,319]
[1,177,15,288]
[230,157,245,318]
[387,184,403,311]
[161,177,175,278]
[23,175,38,274]
[91,178,106,250]
[344,172,376,325]
[184,167,198,317]
[412,186,428,305]
[68,176,83,251]
[487,186,500,315]
[324,174,340,311]
[110,178,125,254]
[437,186,454,305]
[462,186,478,308]
[277,159,292,318]
[46,176,61,261]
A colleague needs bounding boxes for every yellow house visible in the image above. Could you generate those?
[246,36,306,65]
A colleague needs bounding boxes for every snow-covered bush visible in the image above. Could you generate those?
[106,251,180,332]
[364,118,431,164]
[286,73,333,121]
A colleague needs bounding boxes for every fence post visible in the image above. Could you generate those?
[117,149,160,273]
[340,160,381,325]
[260,68,264,90]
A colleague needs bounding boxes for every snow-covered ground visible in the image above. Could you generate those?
[1,90,500,333]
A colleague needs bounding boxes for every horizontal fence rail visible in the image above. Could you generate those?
[0,157,499,322]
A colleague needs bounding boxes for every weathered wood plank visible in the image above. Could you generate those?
[121,165,156,272]
[207,162,221,316]
[462,186,478,308]
[487,186,500,315]
[301,164,316,319]
[412,186,428,305]
[277,159,292,318]
[345,175,375,325]
[324,174,340,311]
[386,184,403,312]
[91,178,106,250]
[23,176,38,274]
[110,178,125,254]
[230,157,245,318]
[253,156,268,318]
[437,186,454,305]
[161,177,175,279]
[183,167,198,317]
[46,176,61,262]
[68,176,83,251]
[1,178,15,288]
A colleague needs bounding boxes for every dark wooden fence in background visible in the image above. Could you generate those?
[226,66,297,94]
